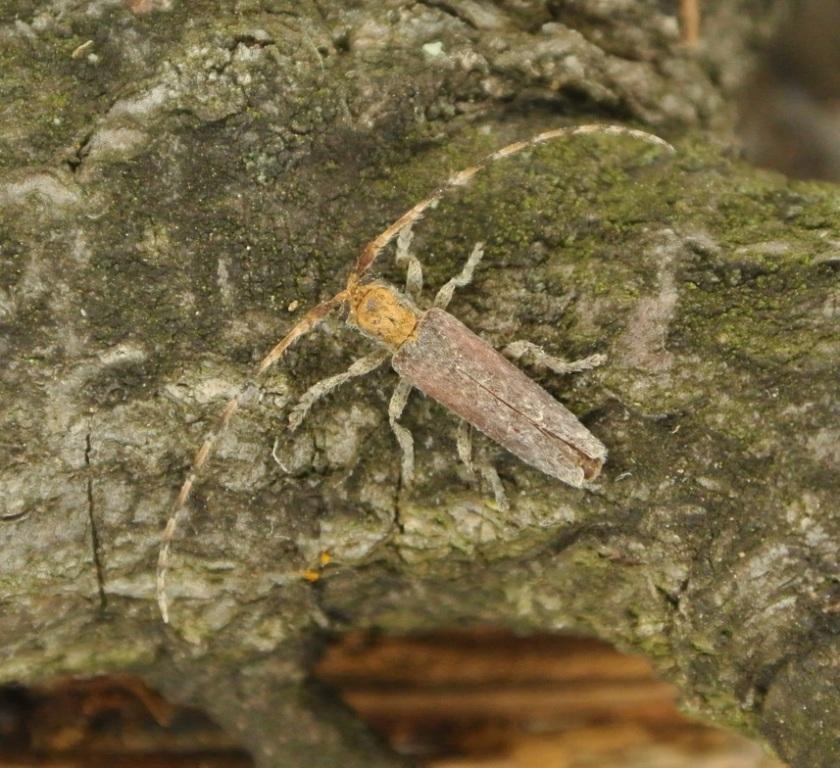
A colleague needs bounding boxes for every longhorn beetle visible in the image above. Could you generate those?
[156,124,674,623]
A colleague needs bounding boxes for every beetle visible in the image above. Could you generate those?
[156,124,674,623]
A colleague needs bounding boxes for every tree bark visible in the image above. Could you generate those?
[1,2,837,767]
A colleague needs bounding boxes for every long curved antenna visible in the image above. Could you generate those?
[156,290,348,623]
[353,124,675,280]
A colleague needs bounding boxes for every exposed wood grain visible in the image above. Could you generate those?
[315,631,787,767]
[0,634,786,768]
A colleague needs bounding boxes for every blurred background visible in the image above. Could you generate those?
[0,632,784,767]
[737,0,840,182]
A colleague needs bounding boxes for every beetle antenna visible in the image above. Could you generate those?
[156,290,349,623]
[353,123,674,281]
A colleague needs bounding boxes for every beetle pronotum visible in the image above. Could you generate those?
[156,124,674,623]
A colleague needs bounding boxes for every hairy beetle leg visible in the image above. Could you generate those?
[456,420,510,512]
[503,340,607,376]
[395,225,423,301]
[388,379,415,484]
[288,350,390,432]
[434,242,485,310]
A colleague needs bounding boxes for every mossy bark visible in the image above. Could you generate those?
[1,2,837,767]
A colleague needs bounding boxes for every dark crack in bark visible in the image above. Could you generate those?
[85,432,107,614]
[65,129,94,175]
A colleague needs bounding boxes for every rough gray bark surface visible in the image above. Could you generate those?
[0,2,837,767]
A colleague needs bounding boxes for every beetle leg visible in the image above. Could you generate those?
[395,225,423,301]
[455,420,476,480]
[456,420,509,511]
[479,460,510,513]
[503,340,607,376]
[288,350,390,432]
[434,242,485,309]
[388,379,415,484]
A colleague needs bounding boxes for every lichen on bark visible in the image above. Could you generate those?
[1,2,837,767]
